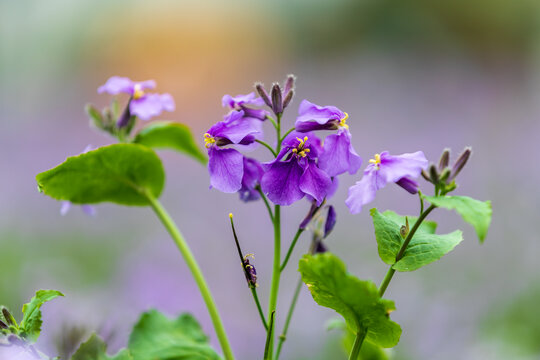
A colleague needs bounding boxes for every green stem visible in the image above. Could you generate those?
[266,115,278,129]
[280,127,295,143]
[378,204,437,297]
[256,140,278,157]
[275,276,303,359]
[280,228,304,272]
[251,287,268,331]
[145,193,234,360]
[265,205,281,360]
[257,186,274,222]
[275,114,282,152]
[263,311,276,360]
[348,329,367,360]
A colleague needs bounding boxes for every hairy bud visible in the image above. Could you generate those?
[271,83,283,115]
[255,83,272,108]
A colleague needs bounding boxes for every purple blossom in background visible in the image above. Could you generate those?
[222,93,267,120]
[260,131,332,206]
[346,151,428,214]
[295,100,362,177]
[98,76,175,121]
[205,110,262,194]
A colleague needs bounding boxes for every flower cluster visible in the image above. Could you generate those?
[205,75,431,215]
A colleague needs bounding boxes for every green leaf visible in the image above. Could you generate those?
[423,195,492,243]
[299,253,401,348]
[19,290,64,342]
[370,209,464,271]
[36,144,165,206]
[128,310,220,360]
[134,121,207,165]
[381,211,437,234]
[72,333,132,360]
[392,230,463,271]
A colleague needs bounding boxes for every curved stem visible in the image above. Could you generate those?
[280,127,295,143]
[265,205,281,359]
[257,186,274,222]
[378,204,437,297]
[256,140,278,157]
[348,329,367,360]
[145,193,234,360]
[251,287,268,331]
[275,276,303,359]
[280,228,304,272]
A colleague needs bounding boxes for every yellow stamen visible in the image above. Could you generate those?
[133,83,145,100]
[204,133,216,148]
[339,112,349,129]
[369,153,381,167]
[244,253,255,260]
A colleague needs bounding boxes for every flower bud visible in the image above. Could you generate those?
[314,241,328,254]
[255,83,272,108]
[438,148,450,171]
[271,83,283,115]
[439,167,451,184]
[324,206,336,239]
[299,202,319,229]
[116,103,132,128]
[2,308,15,326]
[284,74,296,94]
[85,104,104,130]
[282,89,294,109]
[0,319,7,329]
[400,217,410,239]
[449,147,471,181]
[396,177,419,194]
[429,164,439,184]
[421,169,431,182]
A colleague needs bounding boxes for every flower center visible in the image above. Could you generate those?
[133,84,145,100]
[292,136,311,158]
[369,153,381,169]
[339,112,349,129]
[204,133,216,148]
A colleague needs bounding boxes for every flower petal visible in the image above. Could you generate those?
[295,99,344,132]
[239,157,264,202]
[319,130,362,177]
[346,169,379,214]
[97,76,134,95]
[208,147,244,193]
[299,161,332,206]
[378,151,428,183]
[261,159,305,206]
[130,93,175,121]
[222,92,265,108]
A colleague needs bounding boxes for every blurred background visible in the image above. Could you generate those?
[1,0,540,359]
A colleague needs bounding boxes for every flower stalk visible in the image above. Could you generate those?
[144,191,235,360]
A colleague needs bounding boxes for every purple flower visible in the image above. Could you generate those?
[260,132,332,206]
[222,92,267,120]
[346,151,428,214]
[239,157,264,202]
[295,99,348,132]
[98,76,175,121]
[295,100,362,177]
[205,110,263,193]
